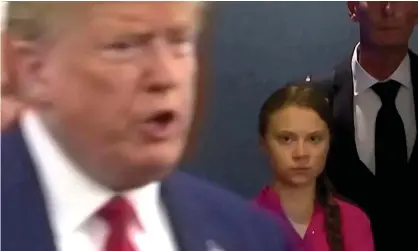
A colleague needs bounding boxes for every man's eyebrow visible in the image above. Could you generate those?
[108,23,196,39]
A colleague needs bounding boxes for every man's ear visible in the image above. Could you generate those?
[13,39,51,104]
[347,1,359,22]
[2,32,18,95]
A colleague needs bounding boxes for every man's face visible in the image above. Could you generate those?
[2,32,22,131]
[22,2,199,190]
[348,1,416,48]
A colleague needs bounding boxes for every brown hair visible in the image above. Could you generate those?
[6,2,209,42]
[258,83,343,251]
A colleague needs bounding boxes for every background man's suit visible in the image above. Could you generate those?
[309,50,418,250]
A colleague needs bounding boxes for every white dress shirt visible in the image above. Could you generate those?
[352,43,416,174]
[21,110,178,251]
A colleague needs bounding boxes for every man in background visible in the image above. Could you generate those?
[2,2,291,251]
[308,1,418,250]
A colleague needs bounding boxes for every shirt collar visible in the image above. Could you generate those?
[21,110,161,238]
[352,42,412,96]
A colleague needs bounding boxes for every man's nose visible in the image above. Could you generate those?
[383,2,394,17]
[143,41,177,93]
[382,1,405,18]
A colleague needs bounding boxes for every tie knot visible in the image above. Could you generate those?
[98,196,137,226]
[371,80,401,105]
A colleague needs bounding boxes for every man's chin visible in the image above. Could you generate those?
[95,141,185,190]
[371,33,410,48]
[98,155,180,192]
[129,145,184,175]
[138,141,185,166]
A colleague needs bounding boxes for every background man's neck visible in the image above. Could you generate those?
[358,42,408,81]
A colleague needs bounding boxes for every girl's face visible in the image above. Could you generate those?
[263,106,330,187]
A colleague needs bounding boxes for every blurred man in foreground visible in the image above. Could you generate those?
[1,31,22,130]
[2,2,291,251]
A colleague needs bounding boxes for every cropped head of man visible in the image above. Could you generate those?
[8,2,204,191]
[347,1,417,48]
[2,31,22,131]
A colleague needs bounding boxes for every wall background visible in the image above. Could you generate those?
[181,1,418,198]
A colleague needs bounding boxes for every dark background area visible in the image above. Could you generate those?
[181,1,418,198]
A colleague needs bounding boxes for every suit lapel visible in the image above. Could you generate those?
[332,58,374,176]
[408,50,418,166]
[1,127,56,251]
[333,58,356,139]
[332,59,362,163]
[161,173,208,251]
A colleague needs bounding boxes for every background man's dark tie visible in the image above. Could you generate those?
[372,80,408,175]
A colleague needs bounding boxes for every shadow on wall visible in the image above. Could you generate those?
[180,1,418,198]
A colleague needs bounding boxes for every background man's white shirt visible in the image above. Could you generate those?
[352,43,416,174]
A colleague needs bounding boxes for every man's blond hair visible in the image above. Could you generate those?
[7,2,207,42]
[7,2,78,41]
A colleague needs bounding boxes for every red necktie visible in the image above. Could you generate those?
[98,196,140,251]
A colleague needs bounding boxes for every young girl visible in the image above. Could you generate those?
[255,83,374,251]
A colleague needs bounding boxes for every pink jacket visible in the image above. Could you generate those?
[254,186,375,251]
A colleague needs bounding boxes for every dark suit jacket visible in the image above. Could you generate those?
[1,126,291,251]
[309,50,418,250]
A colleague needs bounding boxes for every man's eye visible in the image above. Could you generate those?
[100,40,141,60]
[170,33,195,45]
[167,31,197,56]
[107,41,132,50]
